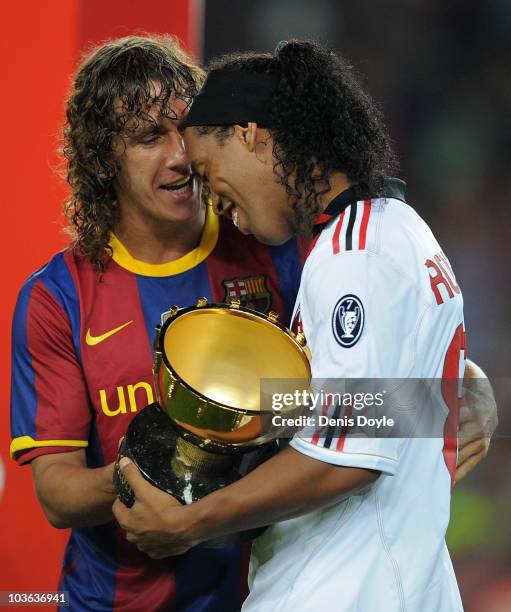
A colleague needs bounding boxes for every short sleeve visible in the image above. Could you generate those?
[10,278,91,464]
[290,248,427,475]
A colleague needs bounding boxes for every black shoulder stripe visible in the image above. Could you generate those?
[323,401,343,449]
[345,204,358,251]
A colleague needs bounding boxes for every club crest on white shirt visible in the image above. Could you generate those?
[332,294,364,348]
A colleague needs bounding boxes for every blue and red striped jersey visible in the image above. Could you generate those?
[10,211,305,611]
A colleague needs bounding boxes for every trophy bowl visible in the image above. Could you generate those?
[114,299,311,508]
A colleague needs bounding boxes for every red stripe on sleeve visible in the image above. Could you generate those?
[358,200,371,250]
[336,403,353,451]
[332,211,346,254]
[27,280,91,445]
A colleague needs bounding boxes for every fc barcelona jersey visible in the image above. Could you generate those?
[10,210,305,612]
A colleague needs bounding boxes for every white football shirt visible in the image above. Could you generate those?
[244,182,465,612]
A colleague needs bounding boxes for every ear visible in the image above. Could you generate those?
[234,122,258,152]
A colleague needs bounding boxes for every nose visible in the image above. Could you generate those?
[165,130,190,172]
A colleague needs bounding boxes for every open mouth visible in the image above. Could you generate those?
[160,176,193,193]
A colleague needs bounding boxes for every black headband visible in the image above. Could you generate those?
[183,68,279,129]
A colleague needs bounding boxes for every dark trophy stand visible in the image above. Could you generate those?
[113,403,274,542]
[114,402,244,507]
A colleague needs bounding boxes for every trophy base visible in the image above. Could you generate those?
[114,402,243,508]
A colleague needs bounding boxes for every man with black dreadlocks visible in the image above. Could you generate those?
[115,40,496,611]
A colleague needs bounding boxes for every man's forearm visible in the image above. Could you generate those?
[32,454,116,529]
[183,446,378,544]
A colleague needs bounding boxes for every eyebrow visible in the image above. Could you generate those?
[131,123,166,139]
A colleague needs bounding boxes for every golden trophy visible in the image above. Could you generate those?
[114,299,311,507]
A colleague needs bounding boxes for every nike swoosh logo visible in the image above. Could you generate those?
[85,321,133,346]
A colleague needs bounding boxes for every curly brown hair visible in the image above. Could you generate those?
[62,34,204,268]
[196,40,398,237]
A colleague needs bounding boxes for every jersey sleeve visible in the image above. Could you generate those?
[290,247,427,475]
[10,278,91,465]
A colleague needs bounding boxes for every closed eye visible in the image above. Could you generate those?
[140,134,162,145]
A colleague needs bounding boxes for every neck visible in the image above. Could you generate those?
[319,172,351,212]
[114,207,207,264]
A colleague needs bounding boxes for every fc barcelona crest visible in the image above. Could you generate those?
[222,275,272,313]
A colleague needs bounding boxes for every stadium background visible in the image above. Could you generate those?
[1,1,509,610]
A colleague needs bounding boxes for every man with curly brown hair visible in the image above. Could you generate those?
[9,35,305,611]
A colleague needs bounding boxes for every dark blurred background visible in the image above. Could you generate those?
[204,2,511,610]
